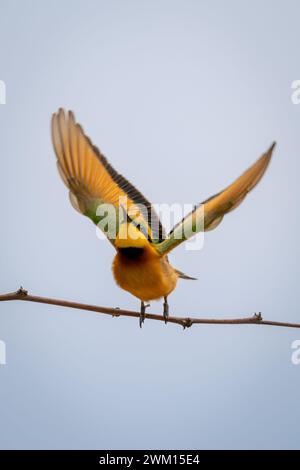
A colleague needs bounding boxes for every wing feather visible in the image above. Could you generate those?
[155,143,275,255]
[52,109,165,245]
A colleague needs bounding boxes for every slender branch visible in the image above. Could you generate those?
[0,287,299,329]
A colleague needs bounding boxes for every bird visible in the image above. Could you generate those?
[51,108,275,327]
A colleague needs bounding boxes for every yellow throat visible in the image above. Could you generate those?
[115,223,150,249]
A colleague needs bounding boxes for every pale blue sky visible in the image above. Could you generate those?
[0,0,299,449]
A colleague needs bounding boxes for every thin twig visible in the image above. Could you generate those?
[0,287,299,329]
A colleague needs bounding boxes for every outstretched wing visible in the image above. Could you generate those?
[51,109,165,246]
[155,142,275,255]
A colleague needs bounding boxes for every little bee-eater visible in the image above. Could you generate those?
[52,109,275,327]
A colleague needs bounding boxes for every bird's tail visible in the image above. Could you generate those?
[175,269,197,280]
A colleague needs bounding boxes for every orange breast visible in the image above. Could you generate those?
[112,249,178,301]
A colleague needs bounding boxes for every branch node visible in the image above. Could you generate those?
[112,307,120,318]
[183,318,193,329]
[17,286,28,297]
[254,312,263,322]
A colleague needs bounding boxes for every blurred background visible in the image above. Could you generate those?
[0,0,299,449]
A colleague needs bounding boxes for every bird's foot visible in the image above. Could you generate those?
[163,297,169,324]
[140,301,150,328]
